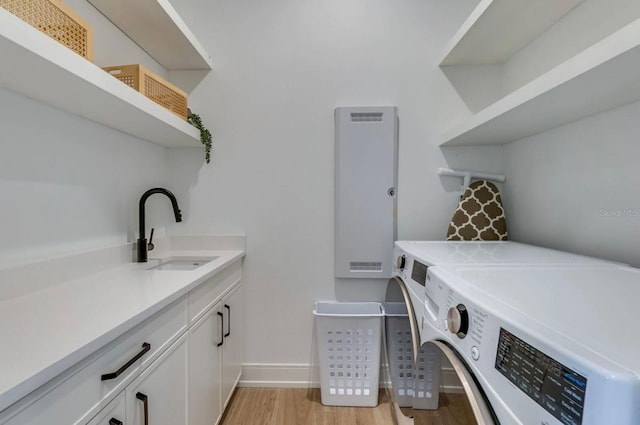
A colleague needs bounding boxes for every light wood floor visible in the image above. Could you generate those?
[220,388,477,425]
[220,388,395,425]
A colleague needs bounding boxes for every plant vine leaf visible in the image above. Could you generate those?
[187,111,212,164]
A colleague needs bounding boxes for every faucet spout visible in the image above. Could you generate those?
[137,188,182,262]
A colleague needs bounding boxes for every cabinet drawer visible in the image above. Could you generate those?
[1,299,187,425]
[188,260,241,323]
[126,334,188,425]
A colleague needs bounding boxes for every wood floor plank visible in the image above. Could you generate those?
[221,388,395,425]
[221,388,477,424]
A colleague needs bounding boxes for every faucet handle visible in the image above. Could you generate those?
[147,228,155,251]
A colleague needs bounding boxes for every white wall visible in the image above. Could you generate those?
[0,3,173,266]
[502,100,640,267]
[167,0,505,380]
[0,88,171,265]
[0,0,535,387]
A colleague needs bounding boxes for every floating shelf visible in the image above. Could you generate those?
[441,17,640,146]
[439,0,583,65]
[88,0,212,70]
[0,9,201,148]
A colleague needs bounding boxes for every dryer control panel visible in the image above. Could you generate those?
[496,328,587,425]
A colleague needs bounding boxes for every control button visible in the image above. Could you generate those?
[396,255,406,270]
[447,304,469,339]
[443,319,448,331]
[471,346,480,361]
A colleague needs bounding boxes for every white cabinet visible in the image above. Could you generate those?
[0,259,243,425]
[188,280,243,425]
[126,335,189,425]
[0,299,187,425]
[88,334,190,425]
[221,283,243,409]
[189,301,223,425]
[86,394,126,425]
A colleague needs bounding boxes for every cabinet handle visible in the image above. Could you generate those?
[217,311,224,347]
[101,343,151,381]
[109,419,123,425]
[136,392,149,425]
[224,304,231,338]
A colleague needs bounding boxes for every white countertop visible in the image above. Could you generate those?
[0,246,244,413]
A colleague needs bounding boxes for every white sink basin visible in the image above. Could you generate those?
[146,256,218,271]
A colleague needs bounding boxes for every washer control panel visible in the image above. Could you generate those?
[423,270,488,362]
[496,328,587,425]
[444,292,488,348]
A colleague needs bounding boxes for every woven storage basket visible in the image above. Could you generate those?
[103,64,188,120]
[1,0,93,60]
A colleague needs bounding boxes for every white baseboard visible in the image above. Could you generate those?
[238,363,463,393]
[239,363,320,388]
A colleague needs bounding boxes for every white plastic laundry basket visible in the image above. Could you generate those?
[383,302,441,410]
[384,302,414,407]
[313,302,384,407]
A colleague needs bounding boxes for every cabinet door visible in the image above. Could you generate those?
[126,334,188,425]
[221,283,243,409]
[188,302,223,425]
[86,393,126,425]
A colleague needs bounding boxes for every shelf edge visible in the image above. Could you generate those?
[440,16,640,146]
[0,9,202,148]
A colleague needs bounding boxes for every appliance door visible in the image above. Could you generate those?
[410,341,497,425]
[386,278,497,425]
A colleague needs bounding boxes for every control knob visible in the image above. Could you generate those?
[396,255,406,270]
[447,304,469,339]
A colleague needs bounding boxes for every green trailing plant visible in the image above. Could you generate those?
[187,109,212,164]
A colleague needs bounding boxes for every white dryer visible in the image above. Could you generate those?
[385,241,621,420]
[418,265,640,425]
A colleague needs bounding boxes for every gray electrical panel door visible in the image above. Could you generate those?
[335,106,398,278]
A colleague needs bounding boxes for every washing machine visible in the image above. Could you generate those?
[416,264,640,425]
[384,241,621,422]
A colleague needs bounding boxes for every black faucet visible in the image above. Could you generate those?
[137,188,183,262]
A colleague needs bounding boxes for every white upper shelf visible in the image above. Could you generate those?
[441,17,640,146]
[439,0,583,65]
[88,0,212,70]
[0,8,201,148]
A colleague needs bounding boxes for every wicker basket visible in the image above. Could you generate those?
[1,0,93,60]
[103,64,188,120]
